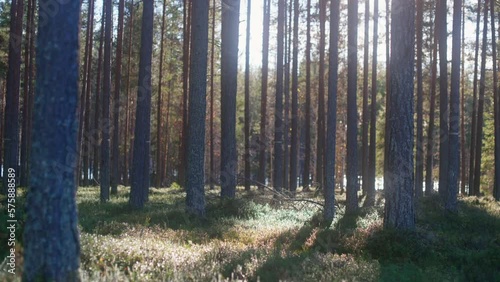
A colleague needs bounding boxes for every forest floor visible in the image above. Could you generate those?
[1,185,500,281]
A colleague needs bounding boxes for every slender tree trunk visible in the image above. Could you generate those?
[94,5,106,185]
[186,0,209,216]
[259,0,270,189]
[179,0,192,188]
[473,0,488,197]
[426,13,438,196]
[100,0,112,202]
[384,0,415,230]
[26,0,35,185]
[495,10,500,201]
[20,0,33,187]
[156,0,167,188]
[123,0,134,186]
[316,0,326,190]
[274,0,285,194]
[361,0,370,196]
[415,0,424,199]
[460,2,466,196]
[130,0,154,208]
[0,81,4,178]
[220,0,240,198]
[111,0,125,193]
[303,0,311,191]
[290,0,299,195]
[244,0,252,191]
[83,0,95,187]
[446,0,462,212]
[438,0,449,199]
[23,0,81,278]
[383,0,390,192]
[209,0,216,190]
[346,0,359,213]
[77,0,92,186]
[367,0,378,204]
[325,0,340,224]
[469,0,481,196]
[3,0,23,193]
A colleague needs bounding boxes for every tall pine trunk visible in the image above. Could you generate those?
[361,0,370,196]
[415,0,424,198]
[123,0,135,186]
[244,0,252,191]
[157,0,167,188]
[209,0,216,190]
[303,0,312,191]
[367,0,378,204]
[274,0,285,194]
[438,0,449,199]
[426,12,438,196]
[259,0,270,189]
[290,0,299,195]
[316,0,326,189]
[384,0,415,230]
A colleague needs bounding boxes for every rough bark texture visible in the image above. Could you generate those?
[384,0,415,230]
[258,0,270,189]
[415,0,424,199]
[130,0,154,208]
[290,0,299,195]
[473,0,488,197]
[316,0,326,189]
[446,0,462,212]
[23,0,81,279]
[244,0,251,191]
[83,0,95,187]
[209,0,216,190]
[346,0,359,214]
[157,0,167,188]
[100,0,112,202]
[273,0,285,194]
[123,0,134,186]
[220,0,240,198]
[179,0,191,188]
[324,0,340,225]
[2,0,23,193]
[186,0,209,217]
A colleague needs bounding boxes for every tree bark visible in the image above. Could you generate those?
[384,0,415,230]
[415,0,424,199]
[361,0,370,196]
[303,0,311,191]
[495,10,500,201]
[316,0,326,190]
[244,0,252,191]
[446,0,462,212]
[123,0,135,186]
[325,0,340,225]
[438,0,449,199]
[209,0,216,190]
[156,0,167,188]
[290,0,299,195]
[259,0,270,190]
[346,0,359,214]
[220,0,240,198]
[23,0,81,278]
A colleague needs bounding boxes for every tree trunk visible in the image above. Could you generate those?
[460,2,466,196]
[495,10,500,201]
[94,4,106,185]
[473,0,488,197]
[367,0,378,205]
[23,0,80,278]
[2,0,23,193]
[157,0,167,188]
[259,0,270,190]
[361,0,370,196]
[303,0,311,191]
[469,0,481,196]
[325,0,340,225]
[209,0,216,190]
[346,0,359,214]
[425,12,438,196]
[100,0,112,202]
[415,0,424,199]
[111,0,125,193]
[130,0,154,208]
[438,0,449,199]
[244,0,252,191]
[186,0,209,217]
[274,0,285,194]
[179,0,192,188]
[123,0,135,186]
[283,0,291,191]
[383,0,391,193]
[290,0,299,195]
[220,0,240,198]
[384,0,415,230]
[316,0,326,190]
[446,0,462,212]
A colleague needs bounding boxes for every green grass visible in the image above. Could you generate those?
[1,186,500,281]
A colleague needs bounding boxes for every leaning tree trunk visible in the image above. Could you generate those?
[23,0,81,279]
[384,0,415,230]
